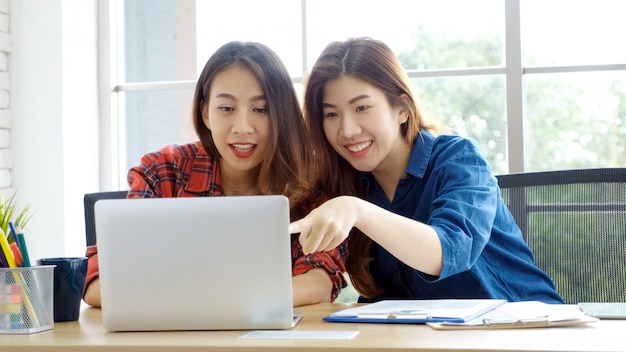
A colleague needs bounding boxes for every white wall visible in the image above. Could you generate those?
[0,0,12,197]
[10,0,99,261]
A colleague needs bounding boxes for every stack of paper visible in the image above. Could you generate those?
[428,301,598,330]
[323,299,598,329]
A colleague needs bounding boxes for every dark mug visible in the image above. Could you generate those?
[36,257,88,322]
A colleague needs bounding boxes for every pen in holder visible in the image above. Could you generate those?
[0,266,54,334]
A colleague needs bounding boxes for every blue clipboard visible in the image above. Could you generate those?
[323,299,508,324]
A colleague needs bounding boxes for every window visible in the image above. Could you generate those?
[101,0,626,189]
[521,0,626,171]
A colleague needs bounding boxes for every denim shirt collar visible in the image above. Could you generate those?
[406,130,435,179]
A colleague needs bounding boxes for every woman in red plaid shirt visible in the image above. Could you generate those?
[83,41,348,308]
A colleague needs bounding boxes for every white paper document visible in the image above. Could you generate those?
[239,330,360,340]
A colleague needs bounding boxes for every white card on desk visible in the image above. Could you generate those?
[239,330,360,340]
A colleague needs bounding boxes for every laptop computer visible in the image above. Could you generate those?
[94,195,295,331]
[578,302,626,319]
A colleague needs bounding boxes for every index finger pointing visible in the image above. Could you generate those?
[289,220,304,234]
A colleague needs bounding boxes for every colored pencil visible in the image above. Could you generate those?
[14,225,32,267]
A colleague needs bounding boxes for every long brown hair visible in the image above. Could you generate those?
[192,41,317,219]
[304,37,445,298]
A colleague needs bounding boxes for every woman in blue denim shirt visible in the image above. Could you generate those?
[290,37,564,304]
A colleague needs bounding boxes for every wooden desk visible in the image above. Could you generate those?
[1,303,624,352]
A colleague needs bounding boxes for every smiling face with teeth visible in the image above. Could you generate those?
[321,75,410,178]
[202,64,270,184]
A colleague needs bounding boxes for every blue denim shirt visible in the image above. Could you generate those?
[359,131,564,304]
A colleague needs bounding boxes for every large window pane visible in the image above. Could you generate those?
[121,89,196,185]
[195,0,302,77]
[521,0,626,66]
[124,0,197,82]
[525,71,626,171]
[414,76,508,174]
[124,0,302,81]
[306,0,504,70]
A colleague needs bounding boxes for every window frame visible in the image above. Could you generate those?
[98,0,626,189]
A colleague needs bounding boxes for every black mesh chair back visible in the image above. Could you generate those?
[83,191,129,247]
[496,168,626,304]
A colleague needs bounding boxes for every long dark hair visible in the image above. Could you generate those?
[304,37,446,297]
[192,41,317,219]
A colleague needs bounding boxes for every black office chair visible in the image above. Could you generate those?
[495,168,626,304]
[83,191,129,247]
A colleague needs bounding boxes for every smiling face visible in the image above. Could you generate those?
[203,64,270,180]
[321,75,410,177]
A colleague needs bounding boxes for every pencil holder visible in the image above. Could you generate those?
[0,266,54,334]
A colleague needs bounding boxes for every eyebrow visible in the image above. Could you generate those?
[214,93,266,102]
[322,94,370,108]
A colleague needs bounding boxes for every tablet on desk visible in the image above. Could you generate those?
[578,302,626,319]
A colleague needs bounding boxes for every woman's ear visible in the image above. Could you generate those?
[397,94,411,124]
[201,103,210,130]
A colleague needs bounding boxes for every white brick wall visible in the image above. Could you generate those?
[0,0,10,196]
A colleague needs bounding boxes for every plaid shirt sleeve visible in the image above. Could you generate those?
[292,235,348,302]
[291,193,349,302]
